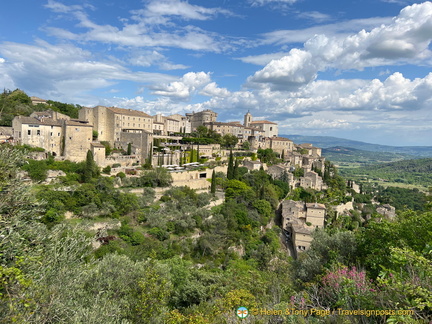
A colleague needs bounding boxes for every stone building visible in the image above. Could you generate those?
[79,105,153,145]
[259,136,294,155]
[62,120,94,162]
[91,142,106,166]
[243,160,263,171]
[300,171,325,191]
[13,115,63,156]
[30,96,48,105]
[376,204,396,220]
[168,114,191,133]
[185,109,218,131]
[282,200,326,257]
[118,129,153,165]
[249,120,278,138]
[12,110,93,161]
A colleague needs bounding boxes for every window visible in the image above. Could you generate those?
[50,132,53,136]
[28,130,31,135]
[58,133,60,136]
[270,127,273,131]
[37,130,40,135]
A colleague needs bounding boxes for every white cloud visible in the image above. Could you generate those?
[44,0,233,53]
[247,2,432,90]
[247,49,318,88]
[128,50,189,70]
[0,40,175,101]
[248,0,298,7]
[260,17,393,46]
[200,82,231,98]
[295,119,352,129]
[133,0,233,23]
[150,71,212,99]
[44,0,94,13]
[236,52,290,66]
[186,72,432,122]
[297,11,332,23]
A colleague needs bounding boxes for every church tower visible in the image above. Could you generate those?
[244,111,252,127]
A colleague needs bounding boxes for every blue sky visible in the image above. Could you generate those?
[1,0,432,146]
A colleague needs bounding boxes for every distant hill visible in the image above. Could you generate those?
[340,158,432,188]
[321,146,415,166]
[282,134,432,157]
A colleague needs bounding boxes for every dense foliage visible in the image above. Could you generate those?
[1,145,431,323]
[0,89,81,126]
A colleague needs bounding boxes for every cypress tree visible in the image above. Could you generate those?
[233,158,239,180]
[210,170,216,194]
[83,150,96,183]
[127,142,132,155]
[197,143,200,163]
[227,150,234,180]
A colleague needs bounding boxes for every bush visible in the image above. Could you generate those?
[102,165,111,174]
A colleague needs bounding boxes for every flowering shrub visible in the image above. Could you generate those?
[317,265,377,309]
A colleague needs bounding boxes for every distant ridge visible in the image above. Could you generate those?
[281,134,432,157]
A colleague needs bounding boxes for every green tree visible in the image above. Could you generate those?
[127,142,132,155]
[222,134,238,148]
[83,150,98,183]
[242,141,250,150]
[227,150,234,180]
[210,170,216,195]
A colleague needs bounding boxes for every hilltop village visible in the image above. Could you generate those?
[4,96,337,255]
[1,92,429,323]
[3,95,399,258]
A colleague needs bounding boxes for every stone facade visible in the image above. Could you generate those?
[249,120,278,138]
[243,160,263,171]
[186,109,218,131]
[12,110,92,161]
[282,200,326,257]
[79,106,153,145]
[63,120,93,162]
[118,129,153,165]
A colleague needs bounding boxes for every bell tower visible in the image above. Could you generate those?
[244,110,252,127]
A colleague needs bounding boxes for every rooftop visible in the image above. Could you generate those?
[103,106,151,118]
[250,120,277,125]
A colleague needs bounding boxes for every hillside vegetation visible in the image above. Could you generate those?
[1,146,431,323]
[0,89,81,126]
[341,158,432,188]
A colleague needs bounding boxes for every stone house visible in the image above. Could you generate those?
[282,200,326,257]
[243,160,263,171]
[376,204,396,220]
[12,110,93,162]
[249,120,278,137]
[185,109,218,131]
[300,171,325,191]
[79,105,154,145]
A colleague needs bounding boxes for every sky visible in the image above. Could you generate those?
[1,0,432,146]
